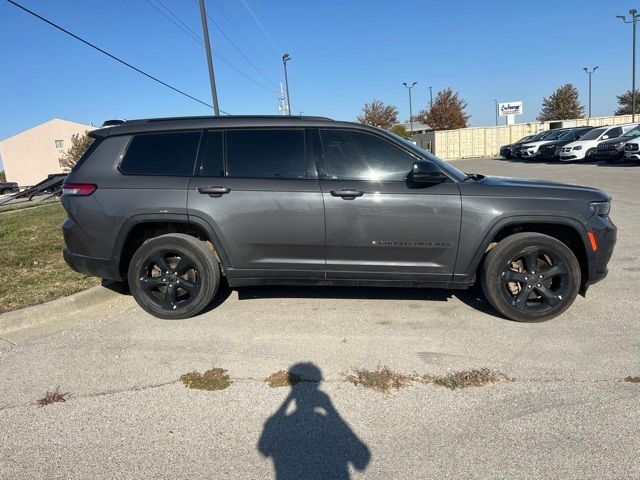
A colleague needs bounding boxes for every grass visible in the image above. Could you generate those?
[345,366,509,394]
[180,368,231,391]
[265,370,301,388]
[0,202,99,313]
[37,388,70,407]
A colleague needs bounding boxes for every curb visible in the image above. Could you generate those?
[0,284,130,335]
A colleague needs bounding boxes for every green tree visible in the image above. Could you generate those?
[537,84,584,121]
[58,132,94,172]
[416,88,469,130]
[614,89,640,115]
[357,100,399,129]
[390,124,411,138]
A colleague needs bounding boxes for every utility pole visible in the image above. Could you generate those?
[429,86,433,108]
[199,0,219,115]
[583,66,599,119]
[617,9,640,121]
[493,99,498,126]
[403,82,417,134]
[282,53,292,116]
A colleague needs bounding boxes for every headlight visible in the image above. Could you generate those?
[614,141,624,147]
[590,201,611,216]
[573,146,582,150]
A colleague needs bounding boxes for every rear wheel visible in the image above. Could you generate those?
[481,232,581,322]
[128,233,220,319]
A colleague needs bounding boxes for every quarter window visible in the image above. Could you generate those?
[120,132,200,176]
[319,129,416,181]
[226,129,306,179]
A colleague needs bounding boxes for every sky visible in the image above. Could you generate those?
[0,0,636,163]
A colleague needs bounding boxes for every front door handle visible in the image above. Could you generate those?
[198,186,230,196]
[330,189,364,199]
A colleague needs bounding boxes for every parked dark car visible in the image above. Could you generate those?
[61,116,616,323]
[511,130,557,158]
[595,124,640,162]
[536,127,595,161]
[0,182,19,195]
[499,135,533,158]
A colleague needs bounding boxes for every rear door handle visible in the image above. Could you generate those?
[198,186,230,196]
[330,189,364,199]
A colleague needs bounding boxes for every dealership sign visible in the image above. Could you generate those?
[498,101,523,117]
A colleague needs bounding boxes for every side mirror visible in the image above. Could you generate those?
[410,161,447,184]
[602,135,609,140]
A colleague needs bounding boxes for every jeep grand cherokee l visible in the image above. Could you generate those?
[61,116,616,322]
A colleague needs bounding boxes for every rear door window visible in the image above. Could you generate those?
[198,131,224,177]
[120,132,201,176]
[226,129,306,179]
[607,127,623,138]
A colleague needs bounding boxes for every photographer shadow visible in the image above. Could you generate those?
[258,363,371,480]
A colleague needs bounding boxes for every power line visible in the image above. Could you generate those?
[5,0,230,114]
[144,0,277,94]
[197,0,279,87]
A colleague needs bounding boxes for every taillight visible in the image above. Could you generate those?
[62,183,97,196]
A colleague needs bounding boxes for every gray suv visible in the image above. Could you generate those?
[61,116,616,322]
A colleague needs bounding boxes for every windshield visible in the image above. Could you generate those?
[384,131,467,181]
[579,127,606,140]
[544,130,568,140]
[558,130,576,140]
[622,126,640,138]
[528,131,550,141]
[517,135,532,143]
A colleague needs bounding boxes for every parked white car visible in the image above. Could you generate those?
[520,129,570,158]
[558,123,637,162]
[624,137,640,161]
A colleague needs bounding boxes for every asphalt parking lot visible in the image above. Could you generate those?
[1,157,639,479]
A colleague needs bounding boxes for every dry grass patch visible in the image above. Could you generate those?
[265,370,301,388]
[37,388,70,407]
[0,202,99,313]
[345,366,412,394]
[180,368,231,391]
[426,368,508,390]
[624,376,640,383]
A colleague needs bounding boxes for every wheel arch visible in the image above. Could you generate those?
[464,216,592,291]
[113,214,231,278]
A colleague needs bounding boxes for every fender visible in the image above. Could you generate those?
[111,213,232,270]
[457,214,592,280]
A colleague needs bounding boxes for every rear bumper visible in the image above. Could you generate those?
[63,248,122,281]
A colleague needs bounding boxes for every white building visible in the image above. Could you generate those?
[0,118,96,186]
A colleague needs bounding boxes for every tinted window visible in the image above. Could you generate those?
[199,131,224,177]
[226,129,306,179]
[579,127,607,140]
[120,132,200,176]
[319,129,416,181]
[607,127,622,138]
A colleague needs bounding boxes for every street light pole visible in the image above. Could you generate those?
[617,9,640,122]
[429,86,433,108]
[583,66,599,119]
[282,53,292,116]
[198,0,219,115]
[403,82,417,134]
[493,99,498,126]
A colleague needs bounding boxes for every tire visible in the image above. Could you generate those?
[127,233,220,319]
[0,189,10,195]
[584,148,596,161]
[481,232,581,322]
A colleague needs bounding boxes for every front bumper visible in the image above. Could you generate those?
[595,149,624,161]
[624,151,640,161]
[520,149,538,158]
[537,149,559,160]
[583,213,617,289]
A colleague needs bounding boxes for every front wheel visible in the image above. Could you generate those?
[481,232,581,322]
[128,233,220,319]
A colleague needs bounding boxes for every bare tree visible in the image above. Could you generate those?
[58,133,94,172]
[537,84,584,121]
[416,88,469,130]
[357,100,399,129]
